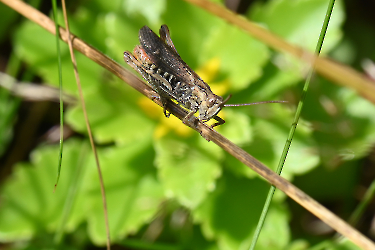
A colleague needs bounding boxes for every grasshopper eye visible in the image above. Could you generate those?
[207,98,216,107]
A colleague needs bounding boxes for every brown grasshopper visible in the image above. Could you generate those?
[124,25,285,129]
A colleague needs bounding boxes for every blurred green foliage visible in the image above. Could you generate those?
[0,0,374,249]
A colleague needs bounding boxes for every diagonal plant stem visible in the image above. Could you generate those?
[249,1,336,249]
[348,180,375,226]
[1,0,375,249]
[57,0,111,249]
[51,0,63,192]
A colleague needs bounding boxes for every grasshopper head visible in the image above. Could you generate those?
[198,94,232,122]
[198,94,224,121]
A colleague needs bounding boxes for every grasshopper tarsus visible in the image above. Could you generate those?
[163,108,171,118]
[158,96,171,118]
[210,115,226,128]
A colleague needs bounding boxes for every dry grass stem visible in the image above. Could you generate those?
[61,0,111,248]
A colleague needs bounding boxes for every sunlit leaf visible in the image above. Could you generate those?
[155,135,223,209]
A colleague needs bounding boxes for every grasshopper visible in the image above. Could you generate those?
[124,25,285,130]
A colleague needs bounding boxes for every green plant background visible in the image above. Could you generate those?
[0,0,374,249]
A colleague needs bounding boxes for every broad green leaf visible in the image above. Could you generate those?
[217,109,253,145]
[248,0,345,102]
[104,11,149,62]
[84,140,164,244]
[123,0,166,24]
[66,83,155,146]
[14,20,157,146]
[251,111,319,179]
[0,140,91,242]
[162,0,221,68]
[154,136,223,209]
[256,204,290,249]
[194,172,290,250]
[341,89,375,158]
[225,104,319,179]
[14,21,103,95]
[333,238,362,250]
[249,0,344,52]
[0,139,164,245]
[201,23,270,91]
[303,78,375,167]
[233,61,302,102]
[294,161,357,201]
[90,0,123,13]
[286,239,309,250]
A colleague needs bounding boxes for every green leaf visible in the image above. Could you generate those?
[333,238,362,250]
[14,21,103,95]
[249,0,344,52]
[123,0,166,24]
[248,0,345,100]
[341,89,375,157]
[194,172,290,250]
[256,204,290,249]
[0,140,91,242]
[234,61,302,101]
[104,12,147,63]
[66,83,156,145]
[303,78,375,167]
[217,109,253,145]
[201,23,270,91]
[0,138,164,245]
[224,104,319,179]
[294,161,357,201]
[251,109,320,178]
[85,140,164,244]
[154,136,223,209]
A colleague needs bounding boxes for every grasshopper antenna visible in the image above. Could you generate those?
[224,100,288,107]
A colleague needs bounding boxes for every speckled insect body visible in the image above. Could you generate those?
[124,25,229,128]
